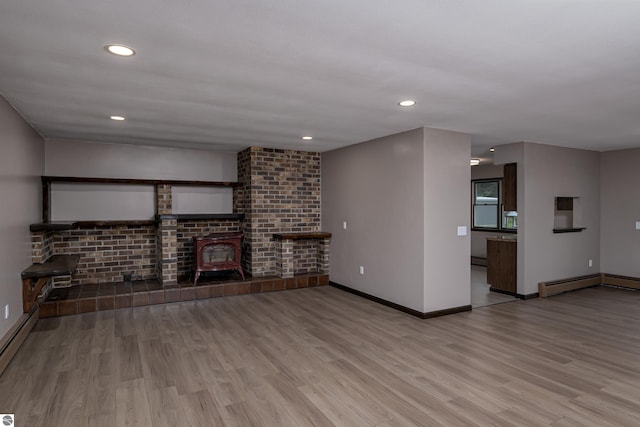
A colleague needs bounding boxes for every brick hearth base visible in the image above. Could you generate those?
[39,272,329,317]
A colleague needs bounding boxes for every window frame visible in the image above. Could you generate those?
[471,178,517,233]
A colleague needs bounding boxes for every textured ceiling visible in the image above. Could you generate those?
[1,0,640,158]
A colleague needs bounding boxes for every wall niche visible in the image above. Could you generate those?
[553,196,586,233]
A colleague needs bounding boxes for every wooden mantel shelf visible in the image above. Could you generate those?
[42,176,241,187]
[273,232,331,240]
[30,220,156,232]
[31,215,245,231]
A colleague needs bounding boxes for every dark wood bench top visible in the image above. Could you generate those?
[21,254,80,279]
[273,232,331,241]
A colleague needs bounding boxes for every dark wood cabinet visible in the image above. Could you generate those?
[487,237,517,294]
[503,163,517,212]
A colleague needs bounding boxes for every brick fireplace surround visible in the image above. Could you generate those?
[26,147,330,317]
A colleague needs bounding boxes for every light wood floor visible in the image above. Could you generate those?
[1,285,640,426]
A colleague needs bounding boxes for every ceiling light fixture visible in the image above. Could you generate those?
[398,100,416,107]
[302,136,313,140]
[110,115,126,121]
[105,44,136,57]
[489,147,495,152]
[470,158,480,166]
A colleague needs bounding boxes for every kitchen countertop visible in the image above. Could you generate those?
[486,236,517,242]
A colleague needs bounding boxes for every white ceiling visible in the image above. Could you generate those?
[1,1,640,158]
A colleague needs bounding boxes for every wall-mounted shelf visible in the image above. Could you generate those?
[553,227,587,234]
[31,215,244,231]
[42,176,241,187]
[30,220,157,231]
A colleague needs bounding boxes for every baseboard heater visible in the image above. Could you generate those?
[601,273,640,290]
[538,274,603,298]
[0,306,39,376]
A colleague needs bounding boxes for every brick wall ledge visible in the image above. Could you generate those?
[273,232,331,240]
[155,214,245,221]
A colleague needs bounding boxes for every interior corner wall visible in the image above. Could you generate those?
[321,128,426,312]
[422,127,471,312]
[600,148,640,277]
[520,142,600,294]
[0,97,44,337]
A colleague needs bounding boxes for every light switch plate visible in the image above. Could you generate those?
[457,226,467,236]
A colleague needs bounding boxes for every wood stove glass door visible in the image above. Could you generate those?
[202,244,235,266]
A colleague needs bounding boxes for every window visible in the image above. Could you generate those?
[473,180,500,229]
[472,179,517,231]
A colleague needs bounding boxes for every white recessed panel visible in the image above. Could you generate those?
[172,186,233,214]
[51,183,155,221]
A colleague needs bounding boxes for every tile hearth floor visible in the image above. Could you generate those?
[40,271,329,318]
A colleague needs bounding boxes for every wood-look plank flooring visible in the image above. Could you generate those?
[1,285,640,426]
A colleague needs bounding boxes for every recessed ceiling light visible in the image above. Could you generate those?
[302,136,313,140]
[489,147,495,152]
[105,44,136,57]
[470,158,480,166]
[398,100,416,107]
[110,115,126,121]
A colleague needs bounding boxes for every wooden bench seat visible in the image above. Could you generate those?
[21,254,80,312]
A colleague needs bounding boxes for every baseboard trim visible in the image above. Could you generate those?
[0,307,39,376]
[538,273,603,298]
[490,287,516,297]
[471,256,487,267]
[330,281,472,319]
[517,292,539,300]
[421,304,473,319]
[602,273,640,290]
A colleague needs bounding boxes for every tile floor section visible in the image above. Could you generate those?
[470,264,517,308]
[40,271,329,317]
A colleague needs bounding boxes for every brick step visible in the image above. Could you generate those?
[39,272,329,317]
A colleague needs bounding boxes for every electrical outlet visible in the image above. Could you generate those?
[343,221,347,230]
[4,304,8,320]
[359,266,364,275]
[588,259,593,268]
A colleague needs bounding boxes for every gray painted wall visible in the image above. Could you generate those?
[422,127,471,312]
[45,139,237,181]
[322,127,470,313]
[601,148,640,276]
[0,97,44,337]
[322,128,425,311]
[497,142,600,294]
[44,139,237,220]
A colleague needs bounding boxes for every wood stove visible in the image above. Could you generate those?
[193,232,244,285]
